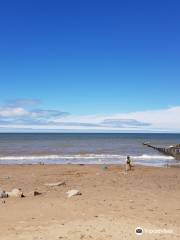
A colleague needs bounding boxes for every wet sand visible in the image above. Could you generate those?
[0,164,180,240]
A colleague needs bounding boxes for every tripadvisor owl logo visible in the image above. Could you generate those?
[135,227,143,235]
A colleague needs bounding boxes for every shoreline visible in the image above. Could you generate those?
[0,162,180,169]
[0,164,180,239]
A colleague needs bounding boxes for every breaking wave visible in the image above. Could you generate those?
[0,153,174,162]
[133,154,174,160]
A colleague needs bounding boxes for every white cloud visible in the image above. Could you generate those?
[0,100,180,132]
[113,106,180,130]
[0,107,28,118]
[53,106,180,132]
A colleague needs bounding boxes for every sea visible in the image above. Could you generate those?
[0,133,180,167]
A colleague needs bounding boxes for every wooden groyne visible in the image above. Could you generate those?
[143,142,180,160]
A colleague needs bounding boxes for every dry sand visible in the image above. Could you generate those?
[0,164,180,240]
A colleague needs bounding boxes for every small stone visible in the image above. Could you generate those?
[34,191,42,196]
[7,188,25,198]
[66,189,81,198]
[0,189,8,198]
[102,165,108,170]
[44,181,66,187]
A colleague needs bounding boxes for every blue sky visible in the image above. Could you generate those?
[0,0,180,132]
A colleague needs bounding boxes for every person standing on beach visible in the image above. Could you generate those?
[125,155,132,171]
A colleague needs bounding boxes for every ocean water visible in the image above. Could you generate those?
[0,133,180,167]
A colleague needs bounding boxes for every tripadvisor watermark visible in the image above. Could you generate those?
[135,227,174,236]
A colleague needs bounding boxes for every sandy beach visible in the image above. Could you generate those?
[0,164,180,240]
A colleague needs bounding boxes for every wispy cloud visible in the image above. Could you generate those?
[0,99,69,127]
[101,119,150,128]
[28,109,69,119]
[0,107,28,118]
[0,99,180,132]
[5,98,41,107]
[0,107,68,119]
